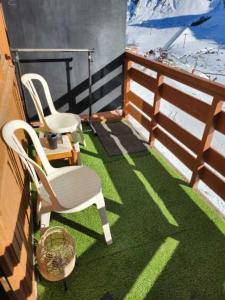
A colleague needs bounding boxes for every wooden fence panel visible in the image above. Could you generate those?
[161,83,210,123]
[127,91,153,117]
[154,127,196,171]
[125,51,225,201]
[190,97,223,186]
[199,167,225,200]
[156,113,200,154]
[129,67,156,92]
[126,51,225,97]
[0,4,36,299]
[126,103,151,131]
[215,111,225,135]
[149,73,164,146]
[204,148,225,178]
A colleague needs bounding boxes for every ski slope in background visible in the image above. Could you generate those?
[127,0,225,83]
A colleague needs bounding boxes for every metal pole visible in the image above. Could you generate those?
[87,50,97,135]
[183,34,188,48]
[11,48,97,134]
[14,51,29,121]
[11,48,95,53]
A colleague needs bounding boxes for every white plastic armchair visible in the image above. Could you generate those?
[21,73,85,146]
[2,120,112,245]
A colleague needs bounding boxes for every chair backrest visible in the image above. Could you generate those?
[21,73,57,125]
[2,120,63,210]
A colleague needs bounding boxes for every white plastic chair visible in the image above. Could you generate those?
[2,120,112,245]
[21,73,85,147]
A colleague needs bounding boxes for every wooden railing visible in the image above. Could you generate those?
[124,51,225,200]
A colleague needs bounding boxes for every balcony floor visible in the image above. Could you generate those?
[38,130,225,300]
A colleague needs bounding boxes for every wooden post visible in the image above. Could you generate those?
[190,96,223,187]
[149,73,164,146]
[0,4,11,60]
[123,57,133,117]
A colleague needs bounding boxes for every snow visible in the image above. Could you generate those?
[127,0,225,84]
[128,0,220,23]
[126,0,225,215]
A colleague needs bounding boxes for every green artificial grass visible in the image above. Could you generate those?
[37,131,225,300]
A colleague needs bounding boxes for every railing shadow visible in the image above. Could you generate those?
[53,54,124,115]
[38,129,225,299]
[135,152,225,299]
[19,54,124,121]
[20,57,73,94]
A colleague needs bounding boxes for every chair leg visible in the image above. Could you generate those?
[40,212,51,229]
[72,131,81,165]
[96,194,112,245]
[36,197,41,226]
[78,123,86,147]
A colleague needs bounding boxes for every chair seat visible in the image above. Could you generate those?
[39,166,101,211]
[45,112,81,133]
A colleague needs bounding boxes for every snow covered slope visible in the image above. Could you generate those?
[127,0,225,83]
[128,0,221,23]
[127,0,225,52]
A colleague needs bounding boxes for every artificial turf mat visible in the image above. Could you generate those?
[37,131,225,300]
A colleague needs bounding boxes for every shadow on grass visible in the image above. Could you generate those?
[52,213,102,241]
[38,133,225,300]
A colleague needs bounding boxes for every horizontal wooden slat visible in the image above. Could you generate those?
[156,113,200,154]
[154,127,196,170]
[215,111,225,134]
[126,103,151,131]
[204,148,225,177]
[161,83,210,123]
[125,51,225,204]
[127,91,153,117]
[199,166,225,200]
[126,51,225,98]
[129,67,156,93]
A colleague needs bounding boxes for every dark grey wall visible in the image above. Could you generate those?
[3,0,127,120]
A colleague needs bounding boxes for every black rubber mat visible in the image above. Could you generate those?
[93,120,148,156]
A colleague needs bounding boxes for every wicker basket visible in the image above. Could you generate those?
[36,227,76,281]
